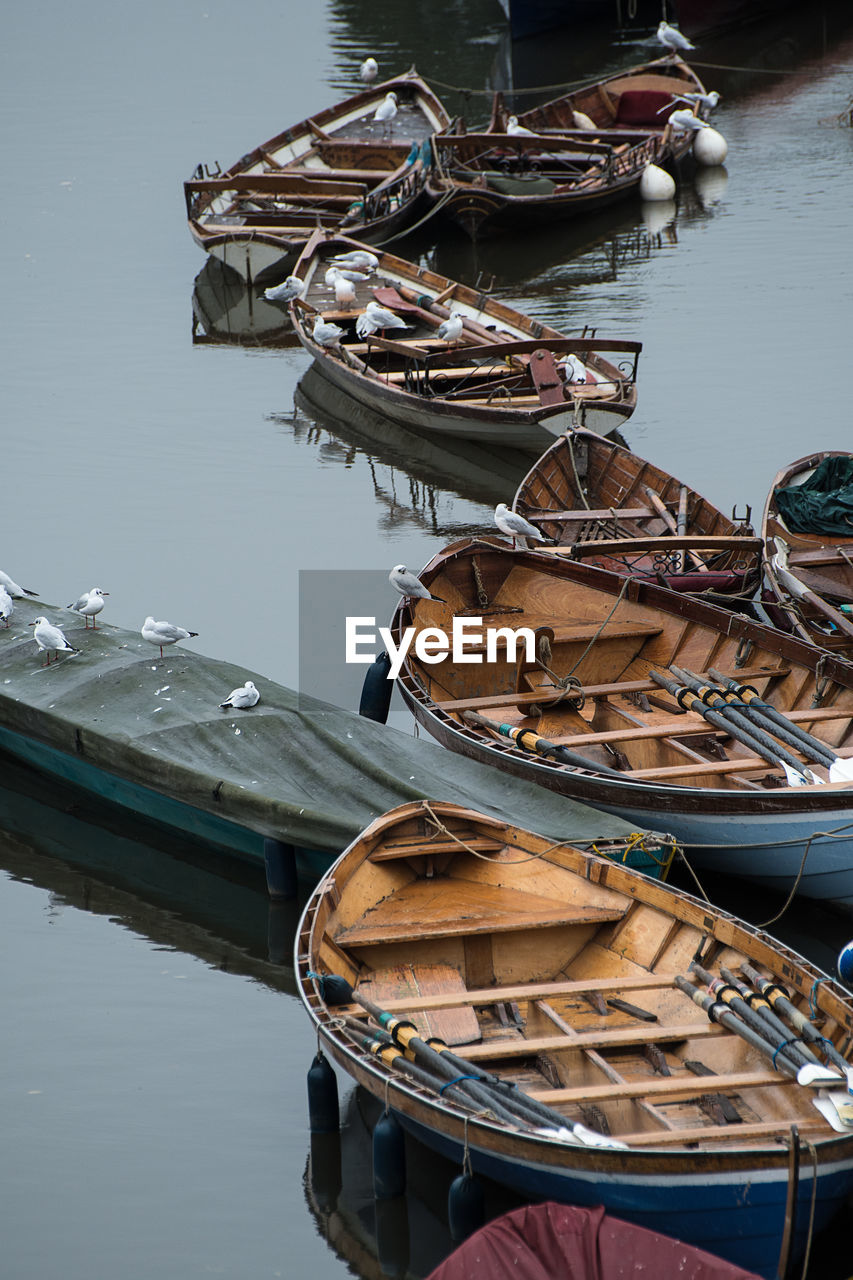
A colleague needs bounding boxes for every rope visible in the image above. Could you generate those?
[796,1141,820,1280]
[566,429,592,511]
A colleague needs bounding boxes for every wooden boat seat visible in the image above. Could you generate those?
[369,835,505,861]
[521,507,656,523]
[333,878,628,948]
[359,963,480,1046]
[459,617,662,658]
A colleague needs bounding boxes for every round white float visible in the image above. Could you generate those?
[639,163,676,201]
[693,127,728,167]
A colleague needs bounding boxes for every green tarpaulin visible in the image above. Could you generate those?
[0,599,658,867]
[774,455,853,536]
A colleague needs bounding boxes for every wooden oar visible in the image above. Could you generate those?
[772,537,853,640]
[461,709,626,778]
[690,964,813,1071]
[739,963,853,1080]
[718,967,821,1064]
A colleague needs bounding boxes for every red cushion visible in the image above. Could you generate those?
[615,89,675,125]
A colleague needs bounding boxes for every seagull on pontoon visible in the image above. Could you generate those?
[494,503,550,549]
[29,616,79,664]
[67,586,109,628]
[671,89,720,112]
[389,565,446,604]
[0,568,37,598]
[313,316,346,346]
[507,115,537,136]
[264,276,305,304]
[219,680,260,710]
[331,249,379,273]
[436,310,464,346]
[357,300,409,337]
[656,20,695,51]
[666,108,710,133]
[141,616,198,659]
[360,57,378,83]
[0,586,13,628]
[373,92,398,133]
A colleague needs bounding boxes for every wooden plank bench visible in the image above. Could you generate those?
[368,835,505,862]
[378,972,679,1013]
[334,880,627,948]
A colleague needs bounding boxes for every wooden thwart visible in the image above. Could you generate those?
[360,963,480,1047]
[527,1069,788,1105]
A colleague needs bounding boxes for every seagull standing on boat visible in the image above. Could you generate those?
[29,616,79,664]
[436,310,464,346]
[220,680,260,710]
[389,565,446,604]
[325,264,368,287]
[332,249,379,273]
[0,585,13,627]
[360,56,378,83]
[373,91,398,134]
[264,276,305,304]
[506,115,536,136]
[0,569,37,598]
[657,20,695,52]
[327,268,358,307]
[313,316,346,347]
[671,89,720,113]
[357,300,409,337]
[67,586,109,628]
[561,353,588,384]
[495,503,550,549]
[666,108,710,133]
[142,616,198,659]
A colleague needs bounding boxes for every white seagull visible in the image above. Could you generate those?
[667,108,710,133]
[264,276,305,304]
[0,569,37,598]
[561,353,588,384]
[332,249,379,273]
[436,310,464,346]
[373,91,398,132]
[672,89,720,112]
[67,586,109,628]
[29,616,79,665]
[313,316,345,347]
[656,20,695,51]
[142,616,198,659]
[357,300,409,336]
[506,115,537,136]
[389,565,446,603]
[0,585,13,628]
[495,502,549,548]
[220,680,260,710]
[325,264,368,287]
[325,267,358,307]
[360,57,378,83]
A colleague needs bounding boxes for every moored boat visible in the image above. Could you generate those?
[289,230,641,448]
[183,70,450,285]
[513,427,761,599]
[296,798,853,1279]
[762,451,853,659]
[390,537,853,908]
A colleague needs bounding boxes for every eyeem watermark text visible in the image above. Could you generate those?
[346,616,537,679]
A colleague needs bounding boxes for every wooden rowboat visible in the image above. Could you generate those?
[296,798,853,1279]
[423,59,709,241]
[513,427,762,600]
[390,537,853,908]
[183,70,450,285]
[762,450,853,660]
[289,230,641,448]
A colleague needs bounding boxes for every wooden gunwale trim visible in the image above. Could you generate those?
[615,1118,829,1147]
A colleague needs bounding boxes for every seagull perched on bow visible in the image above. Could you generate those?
[495,503,550,549]
[373,92,398,134]
[313,316,346,347]
[29,616,79,665]
[0,568,37,598]
[436,310,464,346]
[67,586,109,628]
[561,354,588,384]
[356,300,409,337]
[332,249,379,273]
[142,616,198,659]
[220,680,260,710]
[657,20,695,51]
[389,565,446,604]
[506,115,537,136]
[0,586,13,628]
[360,57,378,83]
[264,276,305,304]
[666,108,710,133]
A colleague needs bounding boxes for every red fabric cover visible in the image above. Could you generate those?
[426,1202,762,1280]
[615,89,676,125]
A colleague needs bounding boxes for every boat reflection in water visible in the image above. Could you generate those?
[191,257,302,349]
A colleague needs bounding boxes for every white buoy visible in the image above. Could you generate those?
[639,163,676,201]
[693,127,728,167]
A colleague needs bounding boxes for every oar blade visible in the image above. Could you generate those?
[796,1063,845,1087]
[829,757,853,783]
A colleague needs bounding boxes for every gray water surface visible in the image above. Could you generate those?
[4,1,853,1275]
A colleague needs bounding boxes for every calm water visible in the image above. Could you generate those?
[4,1,853,1275]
